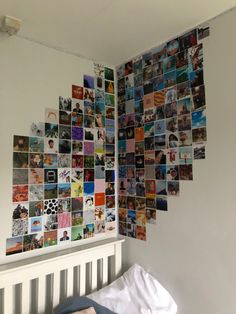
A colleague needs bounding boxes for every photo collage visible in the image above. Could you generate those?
[7,64,116,255]
[117,28,207,240]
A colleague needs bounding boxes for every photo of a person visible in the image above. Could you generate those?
[60,230,70,241]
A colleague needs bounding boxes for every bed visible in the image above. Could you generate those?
[0,238,177,314]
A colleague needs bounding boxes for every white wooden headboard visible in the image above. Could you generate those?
[0,238,124,314]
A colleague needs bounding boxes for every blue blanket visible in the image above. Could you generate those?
[54,296,117,314]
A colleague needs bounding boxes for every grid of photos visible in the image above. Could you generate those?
[117,28,207,241]
[7,65,116,255]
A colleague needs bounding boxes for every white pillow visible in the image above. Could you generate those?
[89,264,177,314]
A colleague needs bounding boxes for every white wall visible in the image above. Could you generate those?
[0,34,116,264]
[122,8,236,314]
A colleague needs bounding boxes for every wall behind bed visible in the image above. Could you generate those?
[0,34,117,264]
[122,7,236,314]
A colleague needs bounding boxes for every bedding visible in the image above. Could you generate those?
[89,264,177,314]
[54,296,116,314]
[54,264,177,314]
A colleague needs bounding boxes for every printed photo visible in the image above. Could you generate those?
[167,181,180,196]
[189,69,204,88]
[136,226,146,241]
[43,199,58,215]
[167,132,179,148]
[177,97,191,115]
[83,224,95,239]
[83,210,94,225]
[58,198,71,213]
[95,206,105,221]
[29,201,43,217]
[166,117,178,132]
[59,140,71,154]
[43,214,58,231]
[45,108,59,124]
[45,123,58,138]
[30,217,43,233]
[44,183,58,199]
[95,76,104,90]
[44,230,57,247]
[193,144,206,159]
[105,93,115,107]
[12,203,29,219]
[29,185,44,201]
[177,81,190,99]
[6,236,23,255]
[94,62,105,78]
[179,164,193,180]
[166,166,179,181]
[59,97,72,111]
[69,183,81,199]
[71,168,83,182]
[44,169,57,184]
[176,66,189,84]
[13,152,29,168]
[12,218,28,236]
[192,127,207,143]
[72,85,83,100]
[119,208,127,223]
[13,185,28,202]
[176,50,188,69]
[72,211,83,226]
[105,208,116,222]
[95,193,105,206]
[106,157,115,169]
[127,210,136,224]
[136,211,146,227]
[188,43,203,71]
[58,183,71,198]
[72,140,83,155]
[84,101,94,115]
[13,169,28,185]
[29,168,44,184]
[59,110,71,125]
[72,99,84,114]
[58,168,71,183]
[58,212,71,229]
[30,122,45,137]
[155,165,167,180]
[71,112,83,127]
[191,85,205,110]
[71,225,84,241]
[179,29,197,51]
[58,228,71,243]
[13,135,29,152]
[57,154,71,168]
[44,153,58,168]
[191,108,206,129]
[44,138,58,154]
[59,125,71,139]
[146,209,156,224]
[29,137,44,153]
[166,148,179,165]
[84,74,94,89]
[23,233,43,251]
[156,195,168,211]
[72,197,83,212]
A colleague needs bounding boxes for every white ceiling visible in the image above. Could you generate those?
[0,0,236,65]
